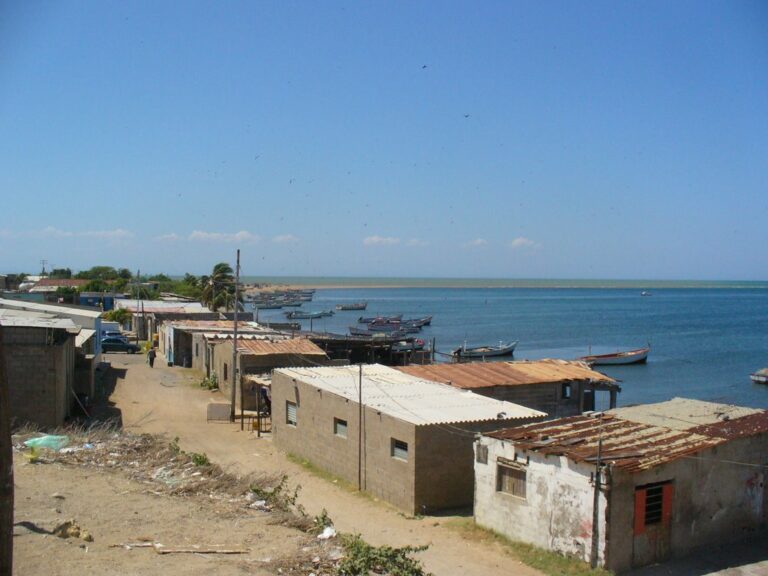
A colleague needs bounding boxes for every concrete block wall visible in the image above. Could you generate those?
[272,371,418,512]
[473,383,582,419]
[4,326,74,428]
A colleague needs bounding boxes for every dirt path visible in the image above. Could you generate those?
[107,352,541,576]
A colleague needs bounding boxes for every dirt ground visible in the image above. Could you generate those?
[12,352,542,576]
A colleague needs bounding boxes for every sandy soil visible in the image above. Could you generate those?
[16,354,540,576]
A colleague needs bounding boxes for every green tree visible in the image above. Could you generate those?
[75,266,119,280]
[103,307,131,326]
[49,268,72,279]
[201,262,238,311]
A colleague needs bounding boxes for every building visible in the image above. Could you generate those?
[0,311,80,427]
[0,298,104,355]
[214,337,329,409]
[272,364,545,514]
[473,398,768,573]
[398,359,619,418]
[114,299,214,340]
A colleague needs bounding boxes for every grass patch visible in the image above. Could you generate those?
[445,518,612,576]
[287,453,361,493]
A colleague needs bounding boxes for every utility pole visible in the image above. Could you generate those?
[591,428,603,569]
[231,250,240,424]
[0,328,14,576]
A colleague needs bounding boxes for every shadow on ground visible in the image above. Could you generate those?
[89,365,126,427]
[628,531,768,576]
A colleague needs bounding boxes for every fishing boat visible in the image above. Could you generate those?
[285,310,334,320]
[358,314,402,324]
[401,315,433,327]
[750,368,768,385]
[336,302,368,311]
[453,340,518,359]
[349,326,407,339]
[391,339,425,352]
[578,346,650,366]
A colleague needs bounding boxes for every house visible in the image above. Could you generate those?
[29,278,90,292]
[156,320,275,368]
[473,398,768,573]
[0,298,104,354]
[113,299,214,340]
[0,310,80,427]
[272,364,545,514]
[397,359,619,418]
[214,337,328,410]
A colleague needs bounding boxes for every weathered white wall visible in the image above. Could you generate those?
[474,436,607,565]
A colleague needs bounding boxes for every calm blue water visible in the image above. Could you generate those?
[251,288,768,411]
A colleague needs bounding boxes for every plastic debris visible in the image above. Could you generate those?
[317,526,337,540]
[24,435,70,451]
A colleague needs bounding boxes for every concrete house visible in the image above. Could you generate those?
[398,359,620,418]
[473,398,768,573]
[1,311,80,427]
[214,337,328,410]
[272,364,545,514]
[114,299,214,341]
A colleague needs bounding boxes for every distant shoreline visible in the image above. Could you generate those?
[242,277,768,290]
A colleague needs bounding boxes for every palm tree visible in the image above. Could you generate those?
[201,262,235,311]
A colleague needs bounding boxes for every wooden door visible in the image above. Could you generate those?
[632,481,674,568]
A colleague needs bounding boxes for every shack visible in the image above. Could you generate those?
[474,398,768,573]
[0,310,80,427]
[272,364,545,514]
[398,359,619,418]
[215,337,328,410]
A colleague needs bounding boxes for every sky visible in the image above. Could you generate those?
[1,1,767,280]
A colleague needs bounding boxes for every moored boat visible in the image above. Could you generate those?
[358,314,402,324]
[285,310,334,320]
[750,368,768,385]
[453,340,518,359]
[336,302,368,311]
[579,346,650,366]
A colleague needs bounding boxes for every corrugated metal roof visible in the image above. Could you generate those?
[236,338,326,357]
[397,359,616,389]
[0,312,80,332]
[276,364,545,426]
[486,398,768,472]
[0,298,103,318]
[75,328,96,347]
[115,299,210,313]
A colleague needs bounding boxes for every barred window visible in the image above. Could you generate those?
[391,438,408,461]
[334,418,348,438]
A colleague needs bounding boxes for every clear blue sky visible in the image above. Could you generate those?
[2,1,766,280]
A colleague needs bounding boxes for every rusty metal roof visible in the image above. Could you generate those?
[486,398,768,473]
[235,338,326,357]
[397,359,617,389]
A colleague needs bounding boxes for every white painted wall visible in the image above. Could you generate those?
[474,436,607,565]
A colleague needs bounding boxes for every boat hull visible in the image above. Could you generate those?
[579,347,650,366]
[750,369,768,385]
[454,341,518,358]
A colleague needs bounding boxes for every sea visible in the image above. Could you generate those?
[243,279,768,412]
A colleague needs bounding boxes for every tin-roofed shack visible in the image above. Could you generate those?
[0,311,80,427]
[272,364,545,514]
[474,398,768,573]
[398,359,619,418]
[215,337,328,410]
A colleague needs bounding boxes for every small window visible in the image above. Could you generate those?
[634,480,674,535]
[195,343,199,357]
[562,382,572,399]
[475,444,488,464]
[334,418,348,438]
[497,462,526,499]
[391,438,408,461]
[286,401,297,426]
[224,363,228,381]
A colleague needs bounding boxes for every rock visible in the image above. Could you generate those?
[52,493,66,500]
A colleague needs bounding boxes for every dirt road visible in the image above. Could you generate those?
[107,352,541,576]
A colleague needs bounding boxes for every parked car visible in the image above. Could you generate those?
[102,331,128,341]
[101,337,141,354]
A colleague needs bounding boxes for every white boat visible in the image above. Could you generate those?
[750,368,768,385]
[453,340,517,359]
[579,346,650,366]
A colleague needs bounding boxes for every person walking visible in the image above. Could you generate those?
[147,347,156,368]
